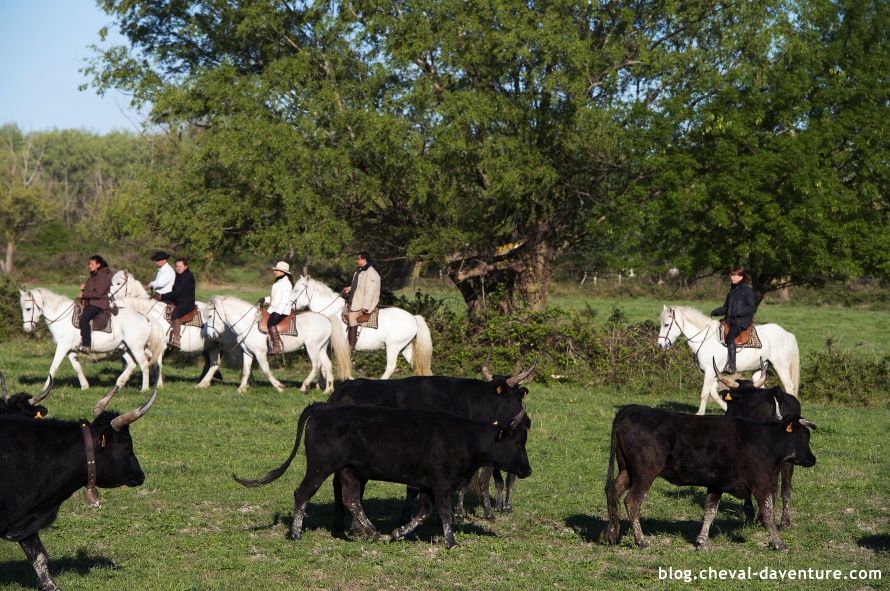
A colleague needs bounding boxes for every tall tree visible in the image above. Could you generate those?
[0,125,53,274]
[639,0,890,300]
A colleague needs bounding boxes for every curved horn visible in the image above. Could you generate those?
[111,390,157,431]
[0,370,8,402]
[510,408,527,429]
[93,385,121,418]
[752,357,767,388]
[481,352,494,382]
[712,358,738,389]
[506,358,537,388]
[773,397,782,420]
[30,376,53,405]
[798,418,817,430]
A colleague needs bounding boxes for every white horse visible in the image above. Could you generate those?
[110,269,151,299]
[19,288,166,391]
[204,295,348,394]
[290,275,433,379]
[657,305,800,415]
[114,296,234,388]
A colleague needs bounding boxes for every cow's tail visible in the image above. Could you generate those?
[604,417,621,544]
[327,315,353,380]
[790,336,800,397]
[233,403,316,487]
[411,315,433,376]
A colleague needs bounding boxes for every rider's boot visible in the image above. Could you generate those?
[347,325,358,352]
[169,318,182,349]
[724,343,738,375]
[269,324,284,354]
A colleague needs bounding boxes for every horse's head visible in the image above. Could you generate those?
[290,275,310,310]
[203,297,225,340]
[657,305,682,350]
[111,270,147,298]
[19,290,43,332]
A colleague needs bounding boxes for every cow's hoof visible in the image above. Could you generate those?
[636,539,649,549]
[695,541,709,550]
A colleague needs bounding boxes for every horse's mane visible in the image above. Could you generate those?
[211,294,252,314]
[114,297,159,314]
[305,276,338,301]
[112,270,148,297]
[31,287,72,309]
[671,306,716,330]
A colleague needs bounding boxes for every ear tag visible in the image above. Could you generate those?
[786,423,793,433]
[101,434,107,448]
[523,392,527,399]
[492,421,498,425]
[725,393,732,401]
[497,386,503,394]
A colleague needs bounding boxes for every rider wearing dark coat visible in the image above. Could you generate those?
[79,255,111,353]
[160,258,196,348]
[711,266,757,374]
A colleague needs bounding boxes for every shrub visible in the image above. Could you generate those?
[0,273,23,341]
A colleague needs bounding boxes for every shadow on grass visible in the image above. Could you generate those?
[0,547,115,589]
[858,534,890,553]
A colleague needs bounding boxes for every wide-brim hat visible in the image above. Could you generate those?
[150,251,170,262]
[272,261,292,274]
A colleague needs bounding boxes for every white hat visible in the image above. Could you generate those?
[272,261,291,274]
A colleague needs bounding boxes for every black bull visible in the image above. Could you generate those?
[234,402,531,549]
[715,362,802,528]
[0,391,156,591]
[0,371,52,419]
[605,405,816,550]
[327,359,535,526]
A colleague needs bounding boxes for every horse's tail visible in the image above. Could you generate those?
[233,402,318,487]
[145,318,167,369]
[411,315,433,376]
[790,335,801,397]
[327,315,353,380]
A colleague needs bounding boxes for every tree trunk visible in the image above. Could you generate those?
[1,240,13,274]
[515,222,557,312]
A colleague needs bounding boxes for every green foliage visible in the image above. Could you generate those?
[0,273,23,341]
[803,339,890,406]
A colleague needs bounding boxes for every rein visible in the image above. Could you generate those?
[24,291,75,328]
[663,308,713,358]
[207,299,258,354]
[293,280,341,316]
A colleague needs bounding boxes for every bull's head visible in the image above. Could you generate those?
[482,354,537,388]
[0,371,52,418]
[713,357,767,393]
[90,388,157,488]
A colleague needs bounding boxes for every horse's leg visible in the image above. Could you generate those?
[378,344,401,380]
[57,349,90,390]
[298,339,321,394]
[196,347,222,388]
[254,349,286,392]
[237,352,254,393]
[127,339,153,391]
[115,349,140,389]
[317,349,334,394]
[697,378,712,415]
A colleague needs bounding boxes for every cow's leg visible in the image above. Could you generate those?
[392,492,434,541]
[752,490,786,549]
[624,478,651,548]
[695,491,723,548]
[291,472,330,540]
[338,470,380,541]
[454,487,467,523]
[399,486,420,525]
[493,469,505,511]
[605,469,631,545]
[20,533,60,591]
[332,475,346,533]
[779,463,795,529]
[503,472,517,514]
[237,352,254,393]
[476,466,495,520]
[434,492,458,549]
[742,494,756,522]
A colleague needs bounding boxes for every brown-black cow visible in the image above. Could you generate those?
[234,402,531,549]
[605,405,816,550]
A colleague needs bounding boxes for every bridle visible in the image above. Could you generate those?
[23,290,74,328]
[659,307,713,357]
[290,279,341,316]
[206,298,258,353]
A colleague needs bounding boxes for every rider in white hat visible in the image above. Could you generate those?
[264,261,293,354]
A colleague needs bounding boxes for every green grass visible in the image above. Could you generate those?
[0,333,888,590]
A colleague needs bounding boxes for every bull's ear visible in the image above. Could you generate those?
[785,422,794,433]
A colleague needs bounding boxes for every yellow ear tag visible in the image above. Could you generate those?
[497,386,503,394]
[101,434,107,448]
[725,393,732,401]
[786,423,793,433]
[523,392,527,399]
[492,421,498,425]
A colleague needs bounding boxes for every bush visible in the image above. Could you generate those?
[0,273,23,341]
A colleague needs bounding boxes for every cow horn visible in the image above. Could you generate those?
[798,418,817,430]
[712,358,738,389]
[506,358,537,388]
[481,352,494,382]
[0,370,8,402]
[94,385,120,418]
[510,408,527,429]
[773,397,782,420]
[30,376,53,405]
[111,390,157,431]
[752,357,767,388]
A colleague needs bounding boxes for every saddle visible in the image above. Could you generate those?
[719,320,762,349]
[164,305,203,328]
[341,305,380,329]
[72,301,113,333]
[258,309,302,337]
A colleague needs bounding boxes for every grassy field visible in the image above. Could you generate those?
[0,308,888,590]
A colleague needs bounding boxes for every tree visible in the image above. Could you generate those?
[0,125,53,274]
[639,0,890,301]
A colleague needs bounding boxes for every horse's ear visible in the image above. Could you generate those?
[663,304,667,310]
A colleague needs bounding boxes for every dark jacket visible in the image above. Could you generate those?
[712,283,757,328]
[161,268,196,310]
[81,267,111,310]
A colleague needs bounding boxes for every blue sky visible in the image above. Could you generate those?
[0,0,143,135]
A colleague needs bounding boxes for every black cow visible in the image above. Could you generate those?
[0,390,156,591]
[605,405,816,550]
[234,402,531,549]
[715,361,802,528]
[328,357,534,526]
[0,371,51,419]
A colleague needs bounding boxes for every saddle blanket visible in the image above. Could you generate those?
[72,302,113,333]
[341,305,379,330]
[257,310,301,337]
[718,322,762,349]
[164,305,203,328]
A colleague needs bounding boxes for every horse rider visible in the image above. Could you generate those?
[160,257,196,349]
[148,251,175,298]
[79,254,112,354]
[262,261,294,354]
[342,251,380,352]
[711,266,757,375]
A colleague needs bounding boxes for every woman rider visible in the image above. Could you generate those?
[711,266,757,374]
[79,255,111,354]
